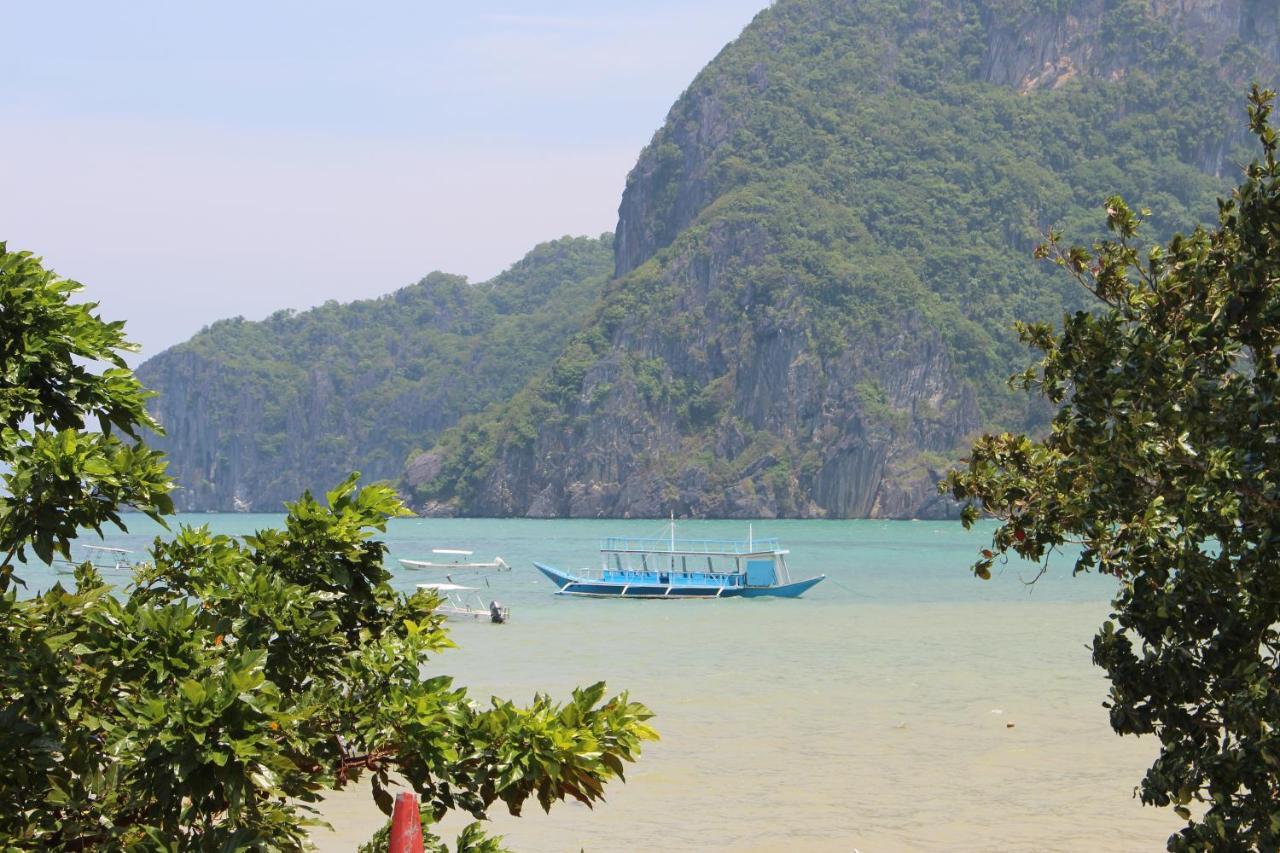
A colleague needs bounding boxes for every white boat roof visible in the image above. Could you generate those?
[83,545,132,554]
[417,582,476,591]
[432,548,473,555]
[599,536,786,557]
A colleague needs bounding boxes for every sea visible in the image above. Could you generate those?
[28,515,1175,852]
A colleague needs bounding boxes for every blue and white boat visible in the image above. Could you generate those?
[534,525,825,599]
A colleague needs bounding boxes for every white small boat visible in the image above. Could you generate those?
[83,545,134,570]
[417,582,509,624]
[399,549,509,571]
[55,545,136,575]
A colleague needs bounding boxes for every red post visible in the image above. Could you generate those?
[388,790,423,853]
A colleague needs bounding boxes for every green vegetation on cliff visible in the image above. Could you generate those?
[138,235,613,511]
[410,0,1271,518]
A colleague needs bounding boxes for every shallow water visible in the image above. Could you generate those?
[32,516,1177,851]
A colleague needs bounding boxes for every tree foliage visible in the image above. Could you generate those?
[0,244,173,577]
[946,88,1280,849]
[0,248,655,850]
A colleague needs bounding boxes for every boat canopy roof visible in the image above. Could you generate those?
[599,536,787,558]
[83,545,132,554]
[432,548,473,555]
[417,582,476,591]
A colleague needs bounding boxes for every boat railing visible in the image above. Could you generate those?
[573,567,746,586]
[599,536,781,556]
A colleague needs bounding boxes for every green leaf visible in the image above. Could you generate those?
[180,679,207,704]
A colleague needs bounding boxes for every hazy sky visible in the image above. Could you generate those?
[2,1,768,360]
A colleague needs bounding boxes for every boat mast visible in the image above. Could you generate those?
[669,511,675,572]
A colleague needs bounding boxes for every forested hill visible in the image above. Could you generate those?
[137,235,613,511]
[406,0,1279,519]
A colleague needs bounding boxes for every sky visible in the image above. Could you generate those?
[1,1,769,360]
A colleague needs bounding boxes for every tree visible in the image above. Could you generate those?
[945,87,1280,850]
[0,243,656,851]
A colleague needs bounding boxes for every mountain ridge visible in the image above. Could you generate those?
[138,235,613,511]
[404,0,1278,518]
[138,0,1280,517]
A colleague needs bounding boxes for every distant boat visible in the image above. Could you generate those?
[83,545,134,570]
[417,582,509,624]
[55,545,135,575]
[399,549,509,571]
[534,523,825,599]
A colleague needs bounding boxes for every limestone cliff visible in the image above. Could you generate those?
[410,0,1277,518]
[139,236,612,511]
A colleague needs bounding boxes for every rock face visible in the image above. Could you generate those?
[982,0,1279,93]
[410,0,1278,519]
[416,224,987,519]
[976,0,1280,174]
[138,236,613,511]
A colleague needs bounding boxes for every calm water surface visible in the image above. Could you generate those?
[32,516,1174,851]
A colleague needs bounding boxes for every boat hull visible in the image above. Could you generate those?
[437,605,509,623]
[534,562,824,599]
[399,558,509,571]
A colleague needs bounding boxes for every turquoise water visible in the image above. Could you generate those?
[28,516,1176,851]
[29,513,1111,604]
